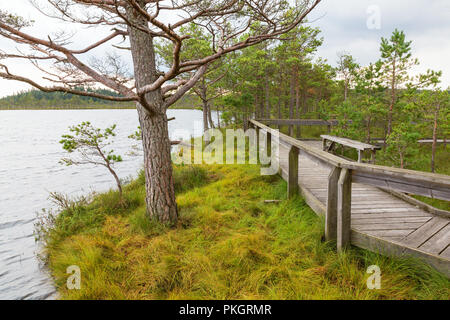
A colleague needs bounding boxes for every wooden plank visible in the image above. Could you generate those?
[351,201,415,206]
[403,217,449,248]
[352,212,431,219]
[298,184,326,216]
[288,146,299,199]
[351,203,417,209]
[352,217,431,225]
[353,222,425,231]
[337,168,352,251]
[351,230,450,277]
[440,246,450,259]
[350,169,450,201]
[364,229,414,237]
[381,188,450,218]
[351,208,427,214]
[418,224,450,255]
[321,135,381,151]
[326,166,341,241]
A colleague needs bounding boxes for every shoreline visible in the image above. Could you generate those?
[0,106,200,111]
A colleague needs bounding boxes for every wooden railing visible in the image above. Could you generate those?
[256,118,337,137]
[249,119,450,251]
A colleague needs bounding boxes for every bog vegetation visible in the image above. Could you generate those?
[39,164,450,300]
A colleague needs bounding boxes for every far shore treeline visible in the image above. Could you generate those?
[0,89,200,110]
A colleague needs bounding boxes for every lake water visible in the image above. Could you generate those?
[0,109,210,300]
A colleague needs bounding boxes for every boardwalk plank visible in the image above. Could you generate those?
[419,224,450,255]
[365,229,414,237]
[352,217,431,225]
[352,212,431,219]
[353,222,425,231]
[402,217,449,248]
[351,208,426,214]
[440,246,450,259]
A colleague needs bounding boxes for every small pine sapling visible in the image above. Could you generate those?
[60,122,124,200]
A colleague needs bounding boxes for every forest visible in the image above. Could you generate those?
[158,26,449,176]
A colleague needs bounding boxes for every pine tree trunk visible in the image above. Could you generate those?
[277,90,282,131]
[431,110,438,173]
[138,109,177,223]
[289,69,296,137]
[207,104,215,129]
[202,99,209,132]
[387,59,396,137]
[127,2,177,223]
[265,75,271,118]
[295,80,301,138]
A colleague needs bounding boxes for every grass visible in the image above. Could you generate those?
[41,162,449,300]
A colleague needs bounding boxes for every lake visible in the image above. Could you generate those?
[0,109,211,300]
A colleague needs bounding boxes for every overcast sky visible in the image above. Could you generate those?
[0,0,449,97]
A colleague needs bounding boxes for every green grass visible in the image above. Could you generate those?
[42,163,449,300]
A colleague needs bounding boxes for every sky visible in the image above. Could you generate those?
[0,0,449,97]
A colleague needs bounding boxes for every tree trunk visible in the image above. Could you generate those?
[259,84,265,119]
[138,110,178,223]
[431,110,438,173]
[207,104,215,129]
[387,58,396,137]
[265,75,271,119]
[108,166,123,200]
[344,79,348,101]
[289,69,296,136]
[295,80,301,138]
[255,93,260,119]
[127,3,178,223]
[277,89,282,131]
[400,152,404,169]
[366,116,372,143]
[202,99,209,132]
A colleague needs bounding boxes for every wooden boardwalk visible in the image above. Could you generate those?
[248,119,450,276]
[277,140,450,276]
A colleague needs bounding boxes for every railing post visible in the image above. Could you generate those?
[255,125,260,164]
[337,168,352,252]
[266,130,272,158]
[288,146,299,198]
[326,166,341,241]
